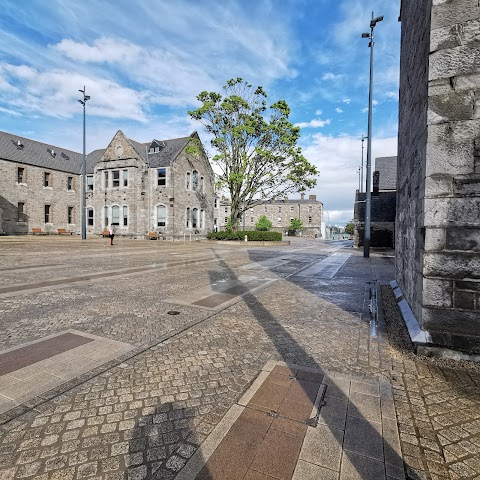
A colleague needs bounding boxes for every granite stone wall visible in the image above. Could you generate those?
[0,159,81,234]
[397,0,480,353]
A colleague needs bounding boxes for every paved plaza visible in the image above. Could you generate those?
[0,236,478,479]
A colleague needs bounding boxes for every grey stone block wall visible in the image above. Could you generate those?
[397,0,480,353]
[0,159,81,234]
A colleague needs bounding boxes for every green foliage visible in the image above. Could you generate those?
[188,78,319,230]
[255,214,272,231]
[224,218,234,232]
[344,222,355,235]
[288,218,304,231]
[207,230,282,241]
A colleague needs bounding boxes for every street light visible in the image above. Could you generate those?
[78,87,90,240]
[361,13,383,258]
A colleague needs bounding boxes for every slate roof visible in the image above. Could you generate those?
[374,156,397,191]
[0,130,192,175]
[0,130,83,174]
[145,137,191,169]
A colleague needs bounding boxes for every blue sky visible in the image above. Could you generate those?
[0,0,400,225]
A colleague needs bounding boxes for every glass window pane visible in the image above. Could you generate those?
[157,205,166,227]
[123,206,128,226]
[112,205,120,225]
[192,208,198,228]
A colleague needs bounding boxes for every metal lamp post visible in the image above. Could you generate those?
[362,13,383,258]
[78,87,90,240]
[361,134,367,193]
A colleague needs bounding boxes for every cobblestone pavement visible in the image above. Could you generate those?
[0,237,478,479]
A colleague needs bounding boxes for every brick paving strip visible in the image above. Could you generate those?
[177,361,404,480]
[0,330,135,415]
[0,256,230,298]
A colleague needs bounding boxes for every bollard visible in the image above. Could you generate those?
[244,235,248,242]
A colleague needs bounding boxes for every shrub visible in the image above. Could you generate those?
[255,215,272,231]
[207,230,282,241]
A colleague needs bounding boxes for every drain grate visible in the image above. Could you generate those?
[167,310,181,315]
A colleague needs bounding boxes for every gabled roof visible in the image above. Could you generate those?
[146,136,190,169]
[0,130,83,174]
[0,129,194,174]
[374,156,397,191]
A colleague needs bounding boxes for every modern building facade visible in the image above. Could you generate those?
[396,0,480,354]
[0,130,215,239]
[354,156,397,248]
[214,194,323,237]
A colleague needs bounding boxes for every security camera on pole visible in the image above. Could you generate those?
[361,13,383,258]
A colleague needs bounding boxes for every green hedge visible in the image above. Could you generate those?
[207,231,283,241]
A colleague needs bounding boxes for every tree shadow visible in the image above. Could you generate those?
[126,245,412,480]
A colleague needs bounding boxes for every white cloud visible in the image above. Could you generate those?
[342,98,351,104]
[322,72,342,81]
[302,133,398,225]
[335,107,343,113]
[295,118,331,129]
[372,99,379,106]
[0,63,148,121]
[315,109,323,115]
[385,91,399,100]
[361,107,368,113]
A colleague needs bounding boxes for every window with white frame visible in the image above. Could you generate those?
[199,176,204,192]
[186,172,190,189]
[192,208,198,228]
[123,206,128,226]
[199,209,204,228]
[186,207,191,228]
[112,171,120,188]
[44,172,51,187]
[224,217,228,224]
[157,168,166,187]
[308,216,312,224]
[123,170,128,187]
[67,176,74,191]
[157,205,167,227]
[111,205,120,225]
[87,175,93,191]
[87,208,94,226]
[104,206,109,227]
[192,170,198,191]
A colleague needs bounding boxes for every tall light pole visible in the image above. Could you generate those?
[362,13,383,258]
[78,87,90,240]
[361,135,367,193]
[358,167,361,192]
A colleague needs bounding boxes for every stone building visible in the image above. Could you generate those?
[396,0,480,354]
[354,156,397,248]
[214,194,323,237]
[0,129,214,239]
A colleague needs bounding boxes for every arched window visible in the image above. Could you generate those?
[199,176,204,193]
[192,170,198,191]
[157,205,167,227]
[199,209,204,228]
[186,207,191,228]
[186,172,191,190]
[192,208,198,228]
[111,205,120,225]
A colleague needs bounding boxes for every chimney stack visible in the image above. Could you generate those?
[300,193,305,201]
[309,194,316,201]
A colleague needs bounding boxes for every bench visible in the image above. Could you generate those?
[32,228,47,235]
[57,228,69,235]
[147,232,158,240]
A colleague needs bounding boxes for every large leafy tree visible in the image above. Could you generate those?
[188,78,318,230]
